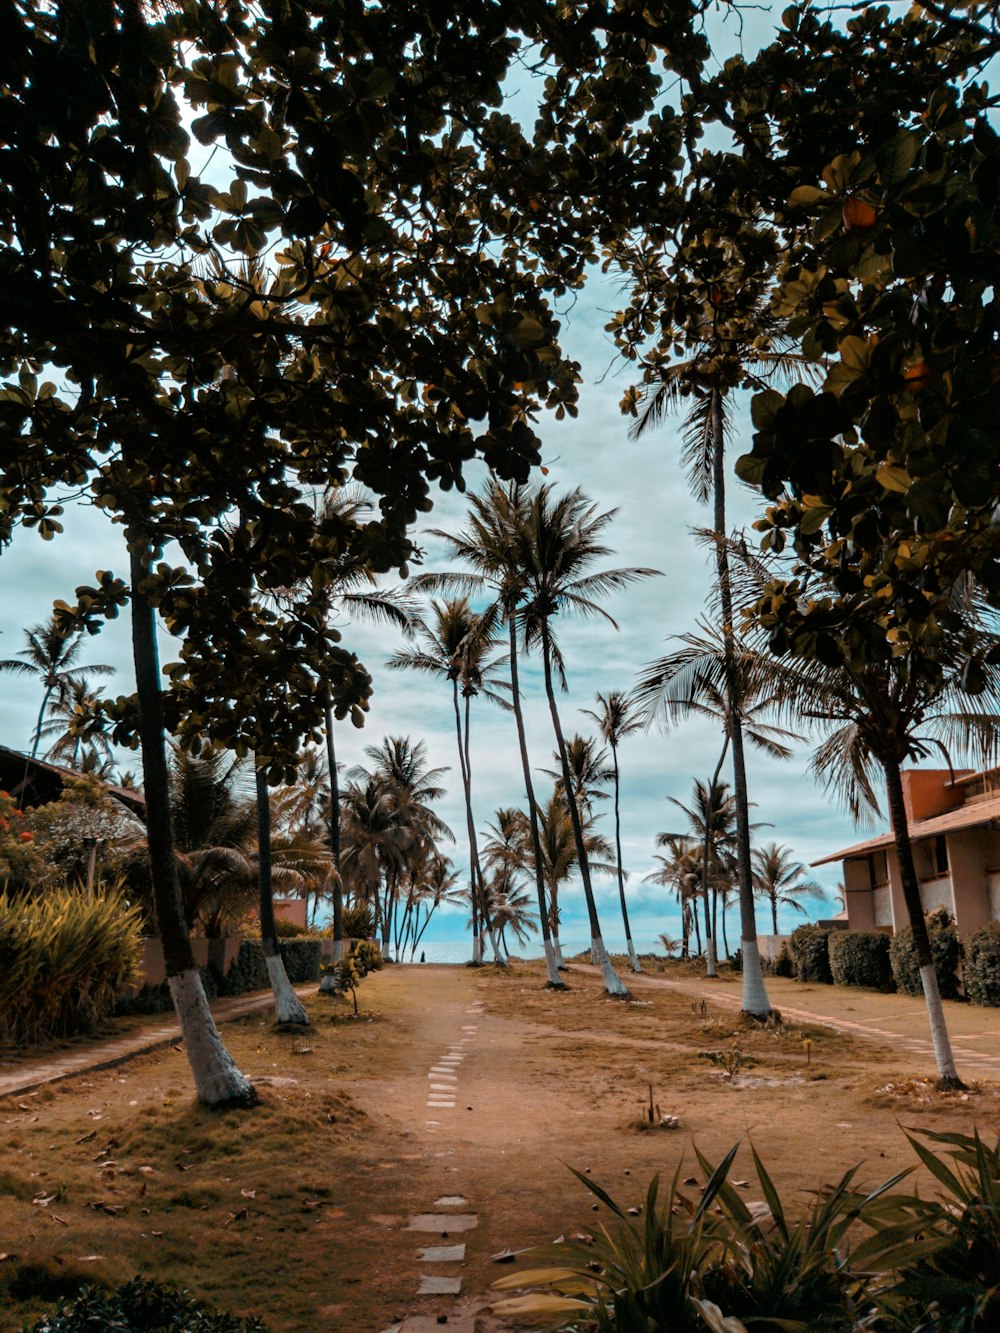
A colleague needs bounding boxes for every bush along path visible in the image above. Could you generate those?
[0,984,318,1101]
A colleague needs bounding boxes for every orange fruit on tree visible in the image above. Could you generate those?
[842,196,878,231]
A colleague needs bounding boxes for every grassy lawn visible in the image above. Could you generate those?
[2,960,999,1331]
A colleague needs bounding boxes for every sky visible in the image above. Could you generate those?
[0,3,870,956]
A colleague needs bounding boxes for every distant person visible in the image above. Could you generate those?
[420,951,426,963]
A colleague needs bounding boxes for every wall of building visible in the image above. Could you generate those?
[947,826,1000,934]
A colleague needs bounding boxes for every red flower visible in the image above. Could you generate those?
[18,831,34,843]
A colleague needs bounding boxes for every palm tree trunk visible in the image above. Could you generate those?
[30,684,54,761]
[255,766,308,1025]
[128,537,255,1107]
[611,745,641,973]
[711,389,770,1017]
[324,693,345,960]
[692,895,702,955]
[464,689,504,965]
[884,755,961,1087]
[702,741,728,978]
[508,616,563,986]
[721,898,730,960]
[541,624,627,997]
[771,894,779,937]
[451,680,484,964]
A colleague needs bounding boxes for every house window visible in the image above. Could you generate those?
[934,836,949,875]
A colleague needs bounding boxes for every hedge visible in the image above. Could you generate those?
[964,922,1000,1007]
[217,938,322,995]
[888,907,962,1000]
[789,925,832,984]
[828,929,893,990]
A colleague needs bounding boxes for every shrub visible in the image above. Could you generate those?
[963,922,1000,1008]
[763,945,794,978]
[116,966,217,1017]
[22,1275,267,1330]
[0,887,142,1043]
[322,904,374,941]
[889,908,962,1000]
[274,917,313,938]
[352,938,382,976]
[216,939,321,996]
[790,925,833,984]
[828,929,893,990]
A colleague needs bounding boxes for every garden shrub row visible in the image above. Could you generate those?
[23,1275,266,1331]
[789,910,1000,1006]
[115,939,322,1016]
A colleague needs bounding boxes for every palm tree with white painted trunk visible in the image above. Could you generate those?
[387,599,507,964]
[413,482,566,987]
[534,788,616,967]
[644,833,702,959]
[582,692,645,972]
[514,484,659,996]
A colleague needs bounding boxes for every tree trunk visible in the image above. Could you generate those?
[721,898,730,960]
[128,537,256,1107]
[30,684,54,761]
[541,625,627,997]
[771,895,779,937]
[611,744,641,972]
[452,681,484,965]
[508,616,563,987]
[711,389,770,1017]
[701,741,728,979]
[323,694,345,960]
[256,766,308,1025]
[884,756,962,1087]
[464,689,504,965]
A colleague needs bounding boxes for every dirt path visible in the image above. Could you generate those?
[5,962,1000,1332]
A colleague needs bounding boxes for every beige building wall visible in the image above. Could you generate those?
[947,827,999,935]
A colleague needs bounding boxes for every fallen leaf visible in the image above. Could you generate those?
[32,1193,57,1207]
[224,1208,249,1227]
[75,1130,97,1145]
[0,1253,16,1262]
[77,1255,104,1263]
[51,1214,69,1227]
[241,1188,256,1199]
[138,1166,155,1175]
[151,1230,164,1238]
[491,1248,516,1263]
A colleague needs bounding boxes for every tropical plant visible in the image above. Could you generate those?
[751,842,826,937]
[413,481,565,987]
[535,788,616,967]
[515,484,658,995]
[662,779,742,964]
[37,672,115,770]
[0,886,142,1043]
[644,834,702,960]
[582,692,646,972]
[388,598,507,963]
[0,617,113,763]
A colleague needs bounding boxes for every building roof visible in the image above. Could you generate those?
[0,744,146,817]
[812,793,1000,867]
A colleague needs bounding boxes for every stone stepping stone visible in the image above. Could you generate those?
[433,1195,467,1207]
[397,1318,476,1332]
[429,1066,456,1075]
[417,1244,465,1262]
[461,1025,477,1031]
[407,1213,478,1232]
[427,1101,454,1108]
[417,1275,461,1296]
[429,1083,454,1092]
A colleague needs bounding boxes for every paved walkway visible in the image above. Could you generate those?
[0,985,317,1101]
[606,966,1000,1081]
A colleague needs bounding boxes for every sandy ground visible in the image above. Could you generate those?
[3,961,1000,1331]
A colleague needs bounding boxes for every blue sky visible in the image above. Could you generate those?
[0,4,869,954]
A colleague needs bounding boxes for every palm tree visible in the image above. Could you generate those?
[404,852,464,961]
[644,833,702,959]
[662,779,742,966]
[387,599,507,964]
[582,692,646,972]
[253,764,310,1025]
[277,486,415,961]
[514,484,658,995]
[634,620,799,983]
[535,788,616,966]
[0,617,113,763]
[630,293,818,1015]
[351,736,453,959]
[338,774,411,937]
[38,673,114,770]
[413,481,566,987]
[488,883,539,956]
[751,842,826,937]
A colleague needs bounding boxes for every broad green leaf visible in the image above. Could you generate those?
[787,185,827,208]
[877,131,919,185]
[876,463,911,493]
[490,1294,592,1316]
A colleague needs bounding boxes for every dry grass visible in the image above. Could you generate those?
[3,961,1000,1332]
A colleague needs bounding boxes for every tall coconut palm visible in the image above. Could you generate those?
[644,834,701,959]
[276,486,416,962]
[514,484,659,995]
[404,852,464,961]
[634,620,799,980]
[38,673,114,770]
[534,788,616,966]
[751,842,826,937]
[253,764,309,1025]
[413,481,566,987]
[351,736,453,958]
[387,599,506,964]
[0,617,113,764]
[662,778,740,967]
[582,692,646,972]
